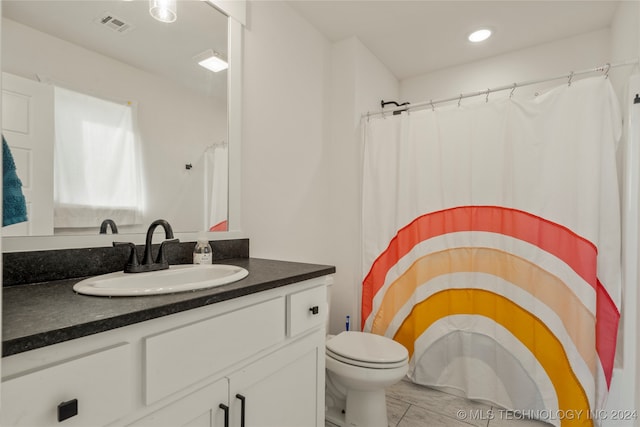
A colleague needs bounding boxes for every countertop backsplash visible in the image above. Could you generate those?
[2,238,250,287]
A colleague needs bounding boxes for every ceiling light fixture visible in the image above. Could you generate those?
[149,0,177,23]
[194,50,229,73]
[468,28,492,43]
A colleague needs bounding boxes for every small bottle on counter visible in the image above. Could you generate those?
[193,237,213,264]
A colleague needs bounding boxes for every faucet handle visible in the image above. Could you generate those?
[156,238,180,266]
[113,242,140,270]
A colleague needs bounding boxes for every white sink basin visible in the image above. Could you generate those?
[73,264,249,297]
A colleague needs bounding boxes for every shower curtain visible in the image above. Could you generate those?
[204,143,228,231]
[361,77,621,427]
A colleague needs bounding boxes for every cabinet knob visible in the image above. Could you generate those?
[309,306,319,315]
[57,399,78,422]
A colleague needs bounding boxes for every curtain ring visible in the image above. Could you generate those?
[604,63,611,79]
[568,71,574,87]
[458,94,462,107]
[485,88,490,103]
[366,111,370,123]
[509,83,517,98]
[430,100,435,112]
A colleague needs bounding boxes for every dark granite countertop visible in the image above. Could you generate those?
[3,258,335,357]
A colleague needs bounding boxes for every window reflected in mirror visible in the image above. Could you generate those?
[53,86,144,229]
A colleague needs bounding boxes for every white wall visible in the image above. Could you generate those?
[241,1,332,264]
[609,0,640,104]
[401,28,611,103]
[327,37,399,333]
[241,2,399,334]
[2,18,227,234]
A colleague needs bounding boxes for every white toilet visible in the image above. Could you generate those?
[325,331,409,427]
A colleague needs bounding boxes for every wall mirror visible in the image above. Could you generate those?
[2,0,242,251]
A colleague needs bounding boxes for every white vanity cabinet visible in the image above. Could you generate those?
[1,276,330,427]
[131,330,322,427]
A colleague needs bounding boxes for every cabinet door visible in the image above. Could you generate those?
[1,344,133,427]
[128,378,229,427]
[229,332,323,427]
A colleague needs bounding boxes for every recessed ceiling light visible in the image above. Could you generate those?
[194,49,229,73]
[468,28,492,43]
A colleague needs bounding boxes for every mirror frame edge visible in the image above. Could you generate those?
[226,13,243,239]
[1,0,246,252]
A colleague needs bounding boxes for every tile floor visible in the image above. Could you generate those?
[326,379,553,427]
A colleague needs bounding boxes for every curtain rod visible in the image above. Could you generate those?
[364,58,639,118]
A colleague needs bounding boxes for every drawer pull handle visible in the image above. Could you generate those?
[236,394,246,427]
[219,403,229,427]
[57,399,78,422]
[309,306,319,315]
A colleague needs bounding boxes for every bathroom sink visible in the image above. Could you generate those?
[73,264,249,297]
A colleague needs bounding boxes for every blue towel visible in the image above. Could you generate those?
[3,135,28,226]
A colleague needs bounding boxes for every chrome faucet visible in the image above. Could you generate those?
[113,219,179,273]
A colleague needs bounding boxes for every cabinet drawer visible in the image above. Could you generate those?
[1,343,133,427]
[287,285,326,337]
[145,297,285,404]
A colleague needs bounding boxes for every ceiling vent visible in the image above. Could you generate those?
[94,12,134,34]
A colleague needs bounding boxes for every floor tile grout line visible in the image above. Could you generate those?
[395,402,411,427]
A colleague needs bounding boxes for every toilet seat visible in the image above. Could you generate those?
[326,331,408,369]
[327,349,408,369]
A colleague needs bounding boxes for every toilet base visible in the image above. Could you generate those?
[345,389,388,427]
[326,389,389,427]
[325,406,346,426]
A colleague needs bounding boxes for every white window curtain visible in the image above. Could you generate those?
[53,86,143,228]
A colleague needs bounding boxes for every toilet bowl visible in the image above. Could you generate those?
[325,331,409,427]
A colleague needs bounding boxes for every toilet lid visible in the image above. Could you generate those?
[326,331,408,365]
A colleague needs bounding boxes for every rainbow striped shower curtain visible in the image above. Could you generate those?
[361,77,621,427]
